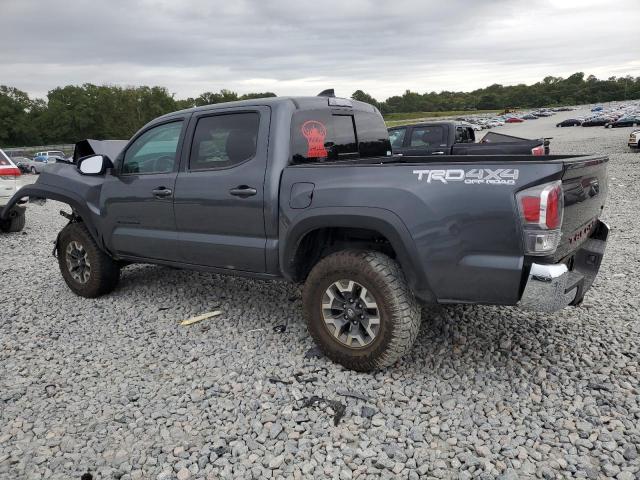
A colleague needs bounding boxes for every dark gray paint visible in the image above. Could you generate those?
[0,96,608,307]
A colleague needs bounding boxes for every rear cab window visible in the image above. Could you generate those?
[291,106,390,164]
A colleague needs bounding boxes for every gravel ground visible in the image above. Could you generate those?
[1,109,639,479]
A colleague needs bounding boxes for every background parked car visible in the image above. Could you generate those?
[23,157,53,174]
[556,119,582,127]
[34,150,66,162]
[605,117,640,128]
[582,117,609,127]
[10,156,32,173]
[24,151,66,173]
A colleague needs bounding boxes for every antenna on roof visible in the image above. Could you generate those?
[317,89,335,98]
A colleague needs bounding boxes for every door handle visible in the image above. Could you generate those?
[229,186,257,198]
[152,187,173,198]
[431,151,445,155]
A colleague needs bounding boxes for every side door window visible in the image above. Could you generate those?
[122,121,183,174]
[189,113,259,170]
[410,126,445,148]
[388,128,407,149]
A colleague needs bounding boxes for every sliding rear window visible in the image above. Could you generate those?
[291,109,390,164]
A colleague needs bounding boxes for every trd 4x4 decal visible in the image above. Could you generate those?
[413,168,519,185]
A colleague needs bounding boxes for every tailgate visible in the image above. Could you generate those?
[554,155,608,261]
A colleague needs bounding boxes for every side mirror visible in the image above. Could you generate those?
[77,155,113,175]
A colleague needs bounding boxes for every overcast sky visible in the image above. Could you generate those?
[2,0,639,101]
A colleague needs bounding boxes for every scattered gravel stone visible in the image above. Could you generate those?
[0,111,638,479]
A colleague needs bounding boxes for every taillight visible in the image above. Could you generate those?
[531,145,545,156]
[516,180,564,255]
[0,166,21,179]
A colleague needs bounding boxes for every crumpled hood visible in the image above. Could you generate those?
[73,139,128,163]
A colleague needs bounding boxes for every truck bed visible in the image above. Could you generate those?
[281,153,607,305]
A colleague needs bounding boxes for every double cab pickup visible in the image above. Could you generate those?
[2,94,609,371]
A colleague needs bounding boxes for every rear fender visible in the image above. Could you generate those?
[280,206,436,302]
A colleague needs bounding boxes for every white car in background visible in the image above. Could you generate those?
[0,148,27,232]
[629,130,640,150]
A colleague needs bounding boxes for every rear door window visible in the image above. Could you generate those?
[410,126,446,147]
[189,112,260,170]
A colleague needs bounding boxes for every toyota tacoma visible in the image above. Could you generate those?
[1,93,609,371]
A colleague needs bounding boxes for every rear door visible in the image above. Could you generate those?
[101,119,186,260]
[172,106,270,272]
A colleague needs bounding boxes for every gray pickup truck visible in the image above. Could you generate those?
[389,121,549,157]
[1,94,610,371]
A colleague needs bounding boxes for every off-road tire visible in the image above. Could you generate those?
[303,250,421,371]
[58,222,120,297]
[0,211,26,233]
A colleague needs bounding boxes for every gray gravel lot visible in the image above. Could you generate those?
[1,109,639,479]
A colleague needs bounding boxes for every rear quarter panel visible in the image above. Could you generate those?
[281,160,565,305]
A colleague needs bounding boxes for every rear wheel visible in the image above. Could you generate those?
[303,250,421,371]
[0,210,26,233]
[58,222,120,297]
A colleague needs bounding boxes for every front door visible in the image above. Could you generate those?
[101,119,186,261]
[173,107,270,272]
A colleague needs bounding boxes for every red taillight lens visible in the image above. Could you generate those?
[0,166,21,177]
[516,180,564,255]
[531,145,545,156]
[545,186,560,229]
[521,196,541,222]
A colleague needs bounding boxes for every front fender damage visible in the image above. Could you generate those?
[0,164,106,248]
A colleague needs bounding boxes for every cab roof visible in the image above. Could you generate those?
[158,96,377,121]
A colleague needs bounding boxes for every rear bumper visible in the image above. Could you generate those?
[518,220,609,312]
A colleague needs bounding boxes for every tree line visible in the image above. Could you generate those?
[1,72,639,147]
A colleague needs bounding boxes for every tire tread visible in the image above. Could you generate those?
[303,250,421,371]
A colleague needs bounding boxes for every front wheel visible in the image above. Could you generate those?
[58,222,120,297]
[30,167,37,174]
[303,250,421,371]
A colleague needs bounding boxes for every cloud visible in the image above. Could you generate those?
[1,0,639,100]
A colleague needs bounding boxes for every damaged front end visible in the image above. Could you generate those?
[0,162,108,249]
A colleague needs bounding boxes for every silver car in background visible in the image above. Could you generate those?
[25,150,66,174]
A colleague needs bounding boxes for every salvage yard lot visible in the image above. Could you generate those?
[1,110,639,479]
